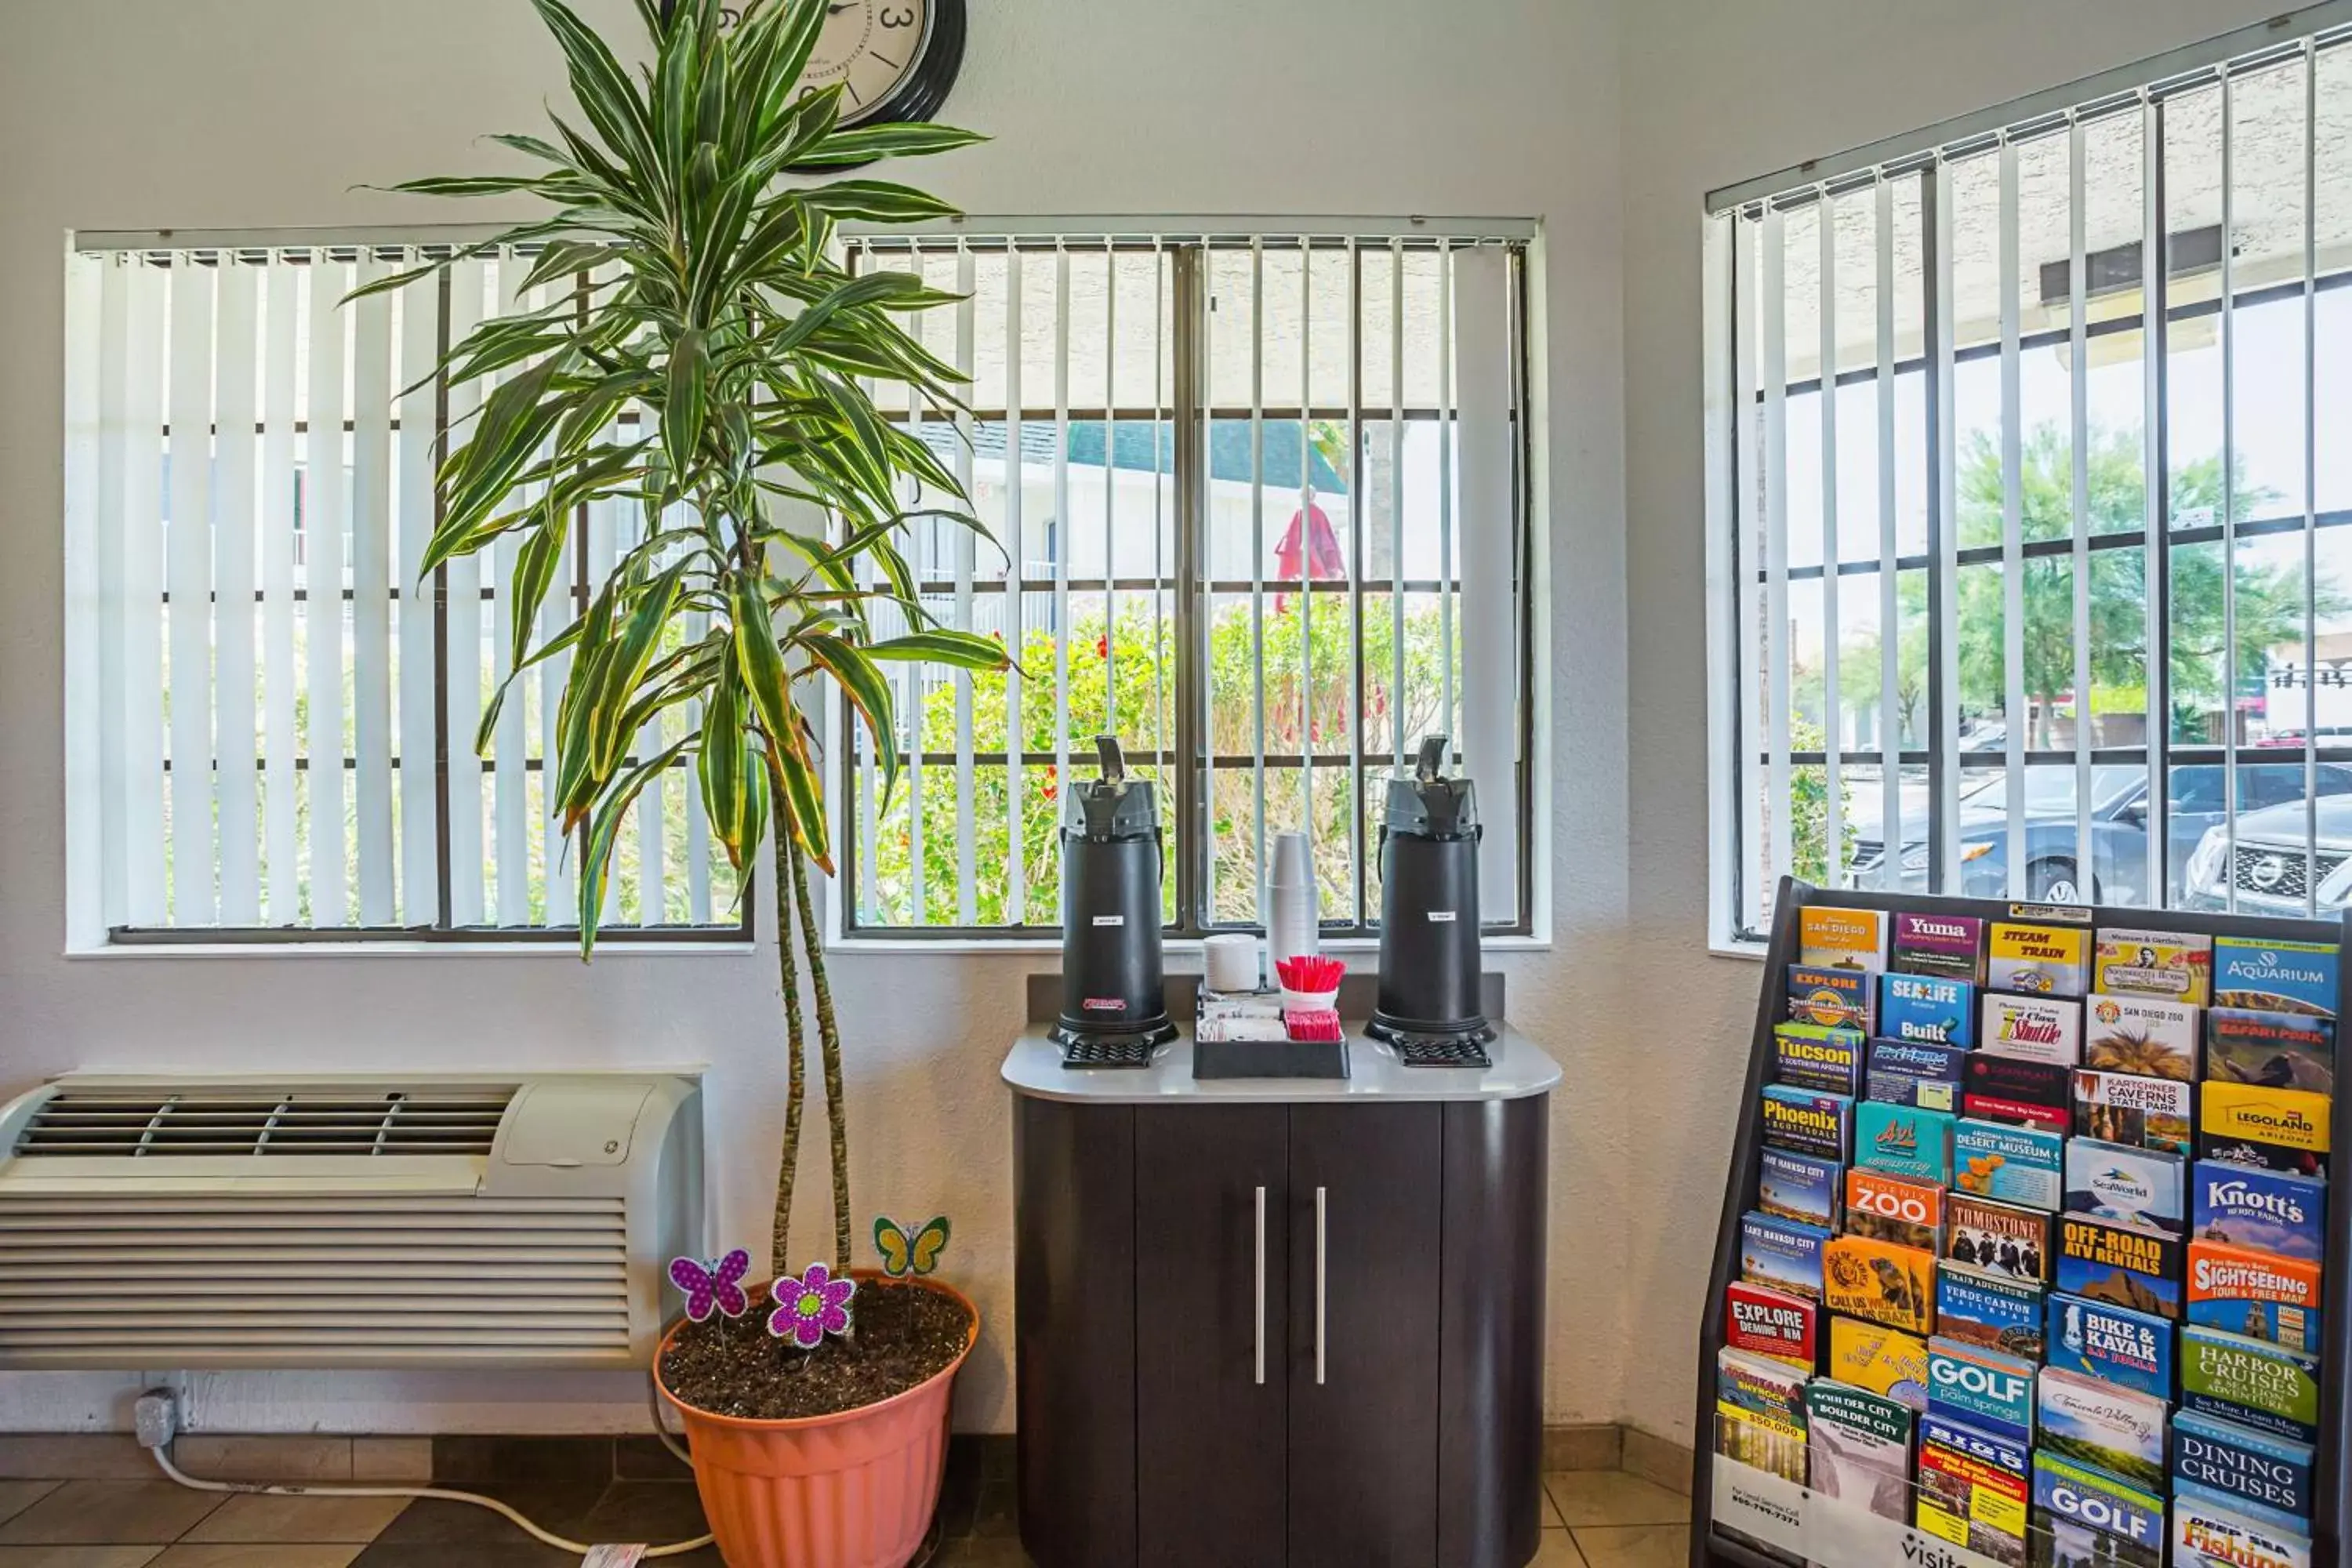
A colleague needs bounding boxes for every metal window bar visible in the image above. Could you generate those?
[1818,194,1843,891]
[2069,118,2094,905]
[1874,180,1901,904]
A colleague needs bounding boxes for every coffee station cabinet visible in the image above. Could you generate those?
[1004,1016,1559,1568]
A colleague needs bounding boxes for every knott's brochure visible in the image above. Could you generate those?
[2172,1487,2314,1568]
[2031,1452,2166,1568]
[1724,1279,1817,1369]
[1867,1037,1966,1112]
[1846,1167,1944,1251]
[1882,973,1976,1047]
[2084,993,2201,1082]
[1761,1084,1854,1163]
[2206,1007,2336,1096]
[1954,1119,2064,1210]
[1936,1262,2045,1361]
[1757,1146,1841,1230]
[1787,964,1876,1032]
[2181,1325,2321,1443]
[1987,920,2090,997]
[1895,911,1986,983]
[2055,1215,2182,1320]
[2062,1137,2185,1236]
[1855,1101,1955,1185]
[2096,927,2214,1006]
[2073,1069,2193,1155]
[2190,1162,2326,1262]
[1774,1021,1865,1097]
[2212,936,2339,1019]
[1962,1054,2073,1135]
[2172,1409,2315,1531]
[2187,1239,2324,1355]
[1800,906,1888,972]
[1980,993,2082,1068]
[2043,1291,2173,1399]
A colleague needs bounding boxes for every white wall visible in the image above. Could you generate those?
[0,0,1628,1433]
[1616,0,2293,1447]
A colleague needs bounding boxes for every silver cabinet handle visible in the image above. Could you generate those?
[1253,1185,1267,1385]
[1314,1185,1327,1385]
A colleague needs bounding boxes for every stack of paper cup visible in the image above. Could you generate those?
[1203,932,1261,995]
[1266,832,1319,971]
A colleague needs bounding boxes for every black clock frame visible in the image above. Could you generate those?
[848,0,966,134]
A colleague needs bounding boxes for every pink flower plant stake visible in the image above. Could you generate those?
[768,1262,858,1350]
[668,1248,752,1323]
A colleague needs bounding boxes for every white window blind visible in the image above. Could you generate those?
[1707,15,2352,942]
[64,243,746,946]
[841,226,1534,937]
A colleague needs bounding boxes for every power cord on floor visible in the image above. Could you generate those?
[140,1384,714,1562]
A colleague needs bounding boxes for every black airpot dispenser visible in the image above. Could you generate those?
[1050,736,1176,1067]
[1369,735,1496,1062]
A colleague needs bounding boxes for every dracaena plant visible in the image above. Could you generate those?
[358,0,1006,1279]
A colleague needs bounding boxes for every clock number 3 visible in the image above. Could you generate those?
[878,5,916,25]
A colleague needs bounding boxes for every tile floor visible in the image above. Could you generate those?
[0,1455,1688,1566]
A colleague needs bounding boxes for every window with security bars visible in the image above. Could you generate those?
[1707,18,2352,943]
[64,243,746,945]
[840,227,1533,936]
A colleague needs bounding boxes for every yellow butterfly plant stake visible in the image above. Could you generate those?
[874,1215,952,1278]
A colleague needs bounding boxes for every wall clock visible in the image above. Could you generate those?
[795,0,967,130]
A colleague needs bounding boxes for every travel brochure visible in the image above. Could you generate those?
[1717,899,2337,1568]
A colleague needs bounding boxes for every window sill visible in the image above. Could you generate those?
[1709,936,1770,962]
[64,939,759,960]
[825,931,1555,956]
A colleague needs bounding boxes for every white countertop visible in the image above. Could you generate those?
[1001,1024,1559,1104]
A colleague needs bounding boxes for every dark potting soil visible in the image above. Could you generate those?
[661,1279,973,1421]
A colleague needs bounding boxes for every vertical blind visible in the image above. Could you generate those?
[840,227,1531,937]
[1708,20,2352,942]
[64,244,744,942]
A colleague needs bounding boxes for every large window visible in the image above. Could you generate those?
[1707,18,2352,943]
[837,227,1534,938]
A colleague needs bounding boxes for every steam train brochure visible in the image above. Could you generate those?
[2063,1137,2186,1237]
[1786,963,1876,1032]
[1927,1337,2036,1443]
[1760,1083,1853,1163]
[1740,1211,1831,1302]
[1823,1233,1936,1335]
[2073,1069,2194,1156]
[2031,1453,2166,1568]
[1987,920,2091,998]
[1804,1379,1915,1525]
[2212,935,2339,1019]
[1962,1053,2074,1134]
[1854,1101,1954,1185]
[1828,1315,1930,1411]
[1756,1146,1841,1230]
[1867,1037,1966,1112]
[2055,1216,2183,1320]
[1773,1020,1864,1097]
[2036,1366,2169,1492]
[1723,1279,1817,1370]
[2190,1161,2326,1263]
[1944,1192,2052,1283]
[2173,1487,2314,1568]
[2186,1240,2325,1356]
[2172,1408,2314,1533]
[2095,927,2214,1006]
[1845,1167,1943,1251]
[1936,1261,2046,1360]
[1895,910,1987,983]
[2198,1082,2331,1180]
[1915,1410,2030,1564]
[1954,1119,2065,1210]
[2043,1291,2174,1399]
[2206,1007,2336,1097]
[2181,1324,2321,1443]
[1799,906,1888,972]
[2083,993,2201,1081]
[1980,993,2083,1067]
[1881,972,1976,1047]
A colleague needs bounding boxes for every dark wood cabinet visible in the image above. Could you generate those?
[1014,1087,1549,1568]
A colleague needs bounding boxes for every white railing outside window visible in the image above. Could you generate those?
[1706,9,2352,945]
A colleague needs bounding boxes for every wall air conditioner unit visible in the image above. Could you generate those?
[0,1073,702,1370]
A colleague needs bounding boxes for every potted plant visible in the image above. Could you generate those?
[363,1,1000,1562]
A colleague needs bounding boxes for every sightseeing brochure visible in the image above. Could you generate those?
[2187,1240,2324,1355]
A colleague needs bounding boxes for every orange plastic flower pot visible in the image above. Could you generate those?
[655,1271,978,1568]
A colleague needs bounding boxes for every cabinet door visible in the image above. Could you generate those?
[1135,1105,1289,1568]
[1287,1102,1445,1568]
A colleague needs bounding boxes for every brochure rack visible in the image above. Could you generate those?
[1689,879,2352,1568]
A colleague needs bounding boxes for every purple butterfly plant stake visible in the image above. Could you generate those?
[768,1262,858,1350]
[668,1248,753,1323]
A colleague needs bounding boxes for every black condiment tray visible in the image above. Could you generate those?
[1192,1036,1351,1080]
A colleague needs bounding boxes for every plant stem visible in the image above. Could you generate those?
[790,841,853,1273]
[771,821,809,1279]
